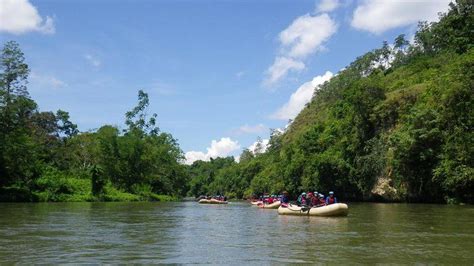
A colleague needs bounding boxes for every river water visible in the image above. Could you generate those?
[0,201,473,264]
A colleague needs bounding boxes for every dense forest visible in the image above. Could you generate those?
[0,42,189,201]
[187,1,473,204]
[1,1,472,203]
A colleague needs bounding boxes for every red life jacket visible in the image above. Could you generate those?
[328,196,336,204]
[319,198,326,205]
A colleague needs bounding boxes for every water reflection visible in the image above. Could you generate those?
[0,202,473,263]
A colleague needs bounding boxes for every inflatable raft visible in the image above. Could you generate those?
[250,201,263,206]
[257,201,281,209]
[277,203,348,217]
[198,198,228,204]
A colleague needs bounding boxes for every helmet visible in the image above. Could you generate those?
[314,191,318,195]
[319,194,324,198]
[302,192,306,195]
[329,191,334,195]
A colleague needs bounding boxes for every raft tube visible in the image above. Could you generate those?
[277,203,348,217]
[198,199,228,204]
[250,201,263,206]
[257,201,281,209]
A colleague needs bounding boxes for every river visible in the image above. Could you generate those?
[0,201,473,264]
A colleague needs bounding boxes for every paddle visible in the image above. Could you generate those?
[300,205,311,212]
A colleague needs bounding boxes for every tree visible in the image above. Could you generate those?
[0,41,29,104]
[125,90,159,135]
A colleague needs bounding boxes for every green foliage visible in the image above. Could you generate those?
[0,42,188,202]
[33,167,93,202]
[186,1,473,203]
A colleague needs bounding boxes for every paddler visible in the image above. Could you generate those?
[318,193,326,206]
[281,191,290,206]
[326,191,337,205]
[297,192,307,206]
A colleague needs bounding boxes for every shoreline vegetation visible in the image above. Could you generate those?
[1,1,472,204]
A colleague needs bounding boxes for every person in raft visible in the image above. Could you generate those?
[311,191,319,207]
[306,192,314,207]
[267,195,274,204]
[317,194,326,206]
[326,191,337,205]
[297,192,307,206]
[281,191,290,206]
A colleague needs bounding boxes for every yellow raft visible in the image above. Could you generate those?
[257,201,281,209]
[277,203,348,216]
[198,198,228,204]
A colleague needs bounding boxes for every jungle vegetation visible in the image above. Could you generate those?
[187,1,473,203]
[1,1,472,203]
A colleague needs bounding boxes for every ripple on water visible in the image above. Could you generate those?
[0,202,473,264]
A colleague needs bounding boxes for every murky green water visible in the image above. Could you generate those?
[0,202,473,264]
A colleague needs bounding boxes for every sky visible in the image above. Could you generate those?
[0,0,451,164]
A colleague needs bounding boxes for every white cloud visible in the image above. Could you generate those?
[184,137,240,165]
[84,54,101,67]
[248,139,269,154]
[264,57,305,86]
[351,0,451,34]
[30,72,67,89]
[234,124,267,135]
[264,13,337,86]
[317,0,340,13]
[184,151,207,164]
[272,71,333,120]
[279,14,337,58]
[0,0,55,35]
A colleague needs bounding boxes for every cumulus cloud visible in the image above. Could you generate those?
[317,0,341,13]
[234,124,267,135]
[264,12,337,86]
[0,0,55,35]
[184,137,240,165]
[264,57,305,86]
[84,54,102,67]
[272,71,333,120]
[351,0,451,34]
[248,139,270,154]
[279,14,337,58]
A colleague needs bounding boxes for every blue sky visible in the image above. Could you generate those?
[0,0,450,163]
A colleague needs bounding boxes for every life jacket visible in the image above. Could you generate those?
[267,197,274,204]
[326,196,336,204]
[311,197,319,206]
[319,198,326,205]
[301,197,307,205]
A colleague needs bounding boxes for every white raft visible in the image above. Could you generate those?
[277,203,348,217]
[257,201,281,209]
[198,198,228,204]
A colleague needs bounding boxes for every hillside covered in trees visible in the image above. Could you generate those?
[0,41,189,201]
[187,1,473,203]
[1,1,472,204]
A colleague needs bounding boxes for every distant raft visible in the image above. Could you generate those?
[198,198,228,204]
[257,201,281,209]
[277,203,348,217]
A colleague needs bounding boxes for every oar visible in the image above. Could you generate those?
[300,205,311,212]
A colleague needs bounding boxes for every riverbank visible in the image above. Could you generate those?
[0,185,178,203]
